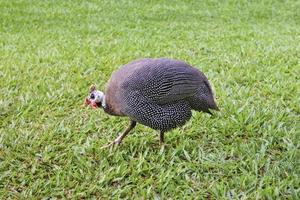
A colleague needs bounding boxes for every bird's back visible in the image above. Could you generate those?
[119,58,217,108]
[121,58,205,103]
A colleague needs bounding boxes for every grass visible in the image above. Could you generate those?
[0,0,299,199]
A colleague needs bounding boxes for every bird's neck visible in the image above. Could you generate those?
[101,95,124,116]
[102,101,115,115]
[94,90,106,108]
[101,94,106,108]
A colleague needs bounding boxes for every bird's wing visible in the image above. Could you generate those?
[121,58,205,105]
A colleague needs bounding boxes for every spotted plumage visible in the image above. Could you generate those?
[85,58,218,148]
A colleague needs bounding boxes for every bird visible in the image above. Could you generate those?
[84,58,218,148]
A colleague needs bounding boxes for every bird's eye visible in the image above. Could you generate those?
[90,93,95,99]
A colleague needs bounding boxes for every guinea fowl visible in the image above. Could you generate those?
[84,58,218,148]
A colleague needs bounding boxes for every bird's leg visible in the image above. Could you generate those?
[114,120,136,144]
[101,120,136,149]
[159,131,165,144]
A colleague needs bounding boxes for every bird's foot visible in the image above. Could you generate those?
[100,141,115,149]
[100,137,122,149]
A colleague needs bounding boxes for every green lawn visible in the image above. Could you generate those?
[0,0,299,199]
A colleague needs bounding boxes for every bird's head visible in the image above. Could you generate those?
[84,85,105,109]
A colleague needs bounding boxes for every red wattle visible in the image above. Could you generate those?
[91,102,98,109]
[85,98,91,105]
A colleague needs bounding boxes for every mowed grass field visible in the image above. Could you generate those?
[0,0,299,199]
